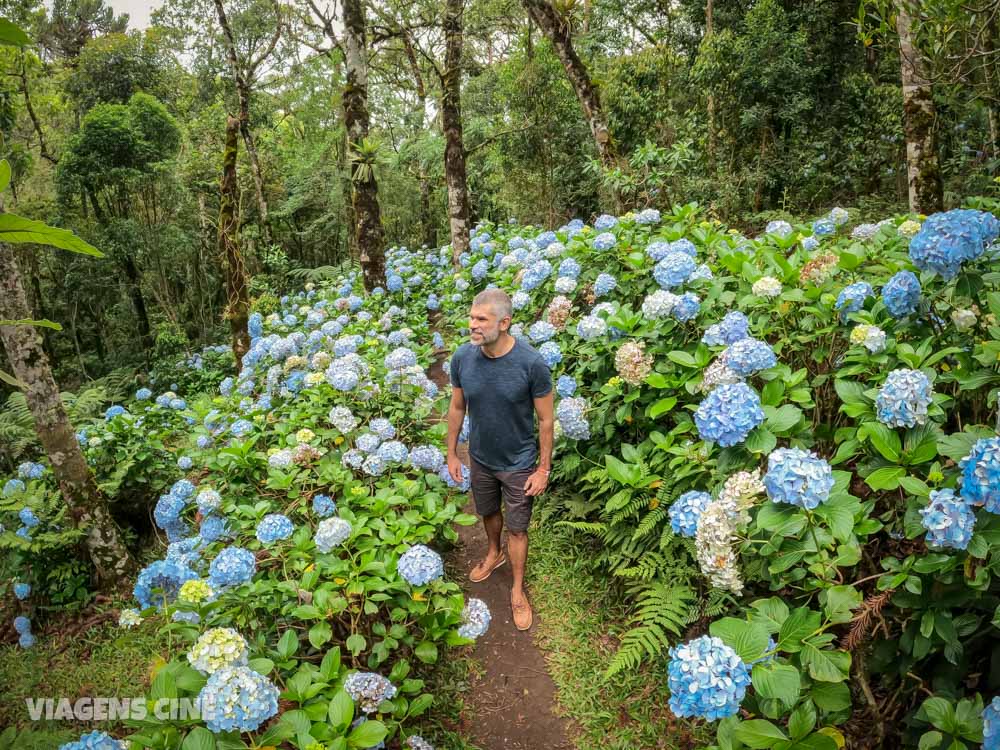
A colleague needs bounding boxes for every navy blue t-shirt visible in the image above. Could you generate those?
[450,337,552,471]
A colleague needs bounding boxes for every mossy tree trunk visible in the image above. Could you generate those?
[895,0,943,214]
[0,244,135,586]
[443,0,471,268]
[342,0,386,291]
[522,0,616,173]
[219,115,250,372]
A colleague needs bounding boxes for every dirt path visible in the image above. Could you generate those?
[427,354,574,750]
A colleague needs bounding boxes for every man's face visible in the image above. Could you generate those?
[469,304,508,345]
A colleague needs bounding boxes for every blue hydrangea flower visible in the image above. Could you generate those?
[835,282,873,322]
[511,291,530,310]
[556,375,577,397]
[18,507,39,527]
[362,454,386,476]
[558,257,581,278]
[875,369,933,428]
[154,493,186,530]
[669,491,713,537]
[556,397,590,440]
[344,671,398,713]
[653,252,696,289]
[14,582,31,600]
[667,635,750,720]
[171,479,195,499]
[595,214,618,231]
[256,514,294,544]
[471,259,489,282]
[646,241,671,261]
[671,238,697,257]
[369,418,396,440]
[539,341,562,368]
[438,463,471,491]
[327,362,361,391]
[909,209,996,279]
[134,558,198,609]
[695,383,765,447]
[409,445,444,472]
[801,236,819,252]
[18,632,35,648]
[197,666,279,733]
[177,456,193,471]
[764,448,835,510]
[230,419,253,438]
[134,388,152,404]
[959,437,1000,512]
[983,696,1000,750]
[313,494,337,517]
[248,312,263,338]
[812,218,836,236]
[723,338,776,377]
[398,544,444,586]
[14,615,31,634]
[672,292,701,322]
[520,261,552,292]
[208,547,256,589]
[702,312,750,347]
[882,270,921,318]
[635,208,660,225]
[594,273,617,297]
[3,479,25,497]
[920,489,975,550]
[376,440,409,464]
[315,517,352,552]
[593,233,616,252]
[765,220,793,238]
[57,731,125,750]
[458,597,491,639]
[105,405,126,421]
[528,320,556,343]
[576,315,607,340]
[384,347,417,371]
[200,516,232,543]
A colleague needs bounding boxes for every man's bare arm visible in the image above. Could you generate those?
[446,387,466,454]
[534,391,554,471]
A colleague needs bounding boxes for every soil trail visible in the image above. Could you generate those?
[427,353,574,750]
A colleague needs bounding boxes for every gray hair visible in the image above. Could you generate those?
[472,288,513,320]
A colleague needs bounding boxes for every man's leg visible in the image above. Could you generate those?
[469,459,506,581]
[500,468,535,629]
[508,529,528,606]
[483,511,504,561]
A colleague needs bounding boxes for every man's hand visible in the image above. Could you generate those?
[524,469,549,497]
[447,453,464,483]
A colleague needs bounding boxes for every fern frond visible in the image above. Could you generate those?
[554,520,607,536]
[633,506,668,541]
[605,583,696,677]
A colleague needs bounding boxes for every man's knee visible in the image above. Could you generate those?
[508,528,528,539]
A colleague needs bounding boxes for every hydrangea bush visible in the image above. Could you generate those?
[8,199,1000,749]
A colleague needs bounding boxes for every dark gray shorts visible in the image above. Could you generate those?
[469,457,535,532]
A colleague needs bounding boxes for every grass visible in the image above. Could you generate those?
[527,519,712,750]
[0,597,171,748]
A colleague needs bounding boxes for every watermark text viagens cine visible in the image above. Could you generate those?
[25,697,201,722]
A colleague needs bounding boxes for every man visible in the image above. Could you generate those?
[446,288,554,631]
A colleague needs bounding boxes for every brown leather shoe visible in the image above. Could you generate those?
[511,591,533,631]
[469,553,506,583]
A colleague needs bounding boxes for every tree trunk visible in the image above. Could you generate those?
[213,0,273,245]
[705,0,716,167]
[342,0,386,291]
[443,0,472,267]
[522,0,616,170]
[219,116,251,372]
[0,244,135,585]
[895,0,943,214]
[119,251,154,355]
[420,175,436,248]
